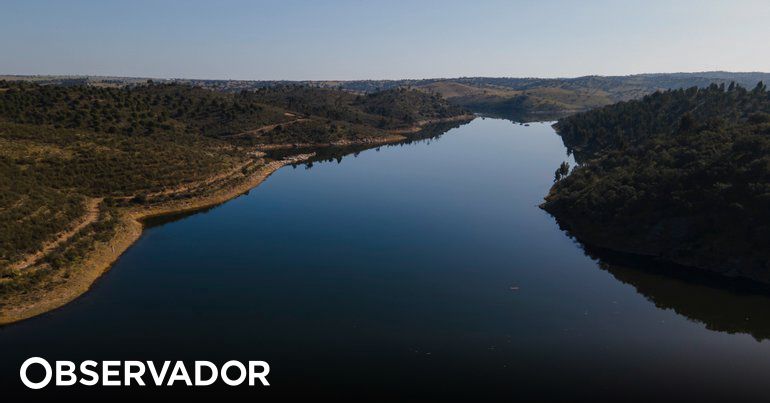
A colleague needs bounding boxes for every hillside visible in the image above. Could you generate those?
[541,82,770,283]
[415,80,612,117]
[7,72,770,118]
[408,73,770,117]
[249,85,467,128]
[0,80,471,322]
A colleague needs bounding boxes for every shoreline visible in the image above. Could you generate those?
[386,114,477,134]
[255,134,407,150]
[0,115,476,325]
[254,115,476,149]
[0,153,314,325]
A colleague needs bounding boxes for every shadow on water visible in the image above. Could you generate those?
[543,115,770,342]
[578,243,770,341]
[265,120,469,167]
[144,120,471,229]
[141,205,220,228]
[150,116,770,345]
[475,110,573,124]
[5,116,770,400]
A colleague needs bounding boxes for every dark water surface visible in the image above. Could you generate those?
[3,118,770,401]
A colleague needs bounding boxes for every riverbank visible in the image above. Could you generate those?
[0,115,477,325]
[386,114,477,134]
[255,115,476,149]
[0,153,314,325]
[543,84,770,286]
[255,133,407,150]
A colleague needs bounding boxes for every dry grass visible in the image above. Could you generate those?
[7,198,102,271]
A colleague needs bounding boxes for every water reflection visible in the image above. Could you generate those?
[268,120,470,169]
[145,120,471,228]
[4,117,770,400]
[476,110,573,124]
[141,205,219,228]
[582,244,770,341]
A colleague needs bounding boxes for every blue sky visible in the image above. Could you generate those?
[2,0,769,80]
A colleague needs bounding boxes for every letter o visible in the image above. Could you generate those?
[220,361,246,386]
[20,357,52,390]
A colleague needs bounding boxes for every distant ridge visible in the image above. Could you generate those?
[4,72,770,117]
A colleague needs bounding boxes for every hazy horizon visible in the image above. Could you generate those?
[4,70,770,82]
[2,0,770,80]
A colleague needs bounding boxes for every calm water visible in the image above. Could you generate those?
[3,118,770,401]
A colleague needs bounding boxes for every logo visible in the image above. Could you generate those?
[20,357,270,389]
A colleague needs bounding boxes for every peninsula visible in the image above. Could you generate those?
[543,82,770,283]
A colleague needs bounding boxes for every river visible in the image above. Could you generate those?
[2,118,770,400]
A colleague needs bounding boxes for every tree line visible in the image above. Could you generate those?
[543,82,770,281]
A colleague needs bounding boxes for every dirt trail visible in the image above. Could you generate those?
[0,154,315,325]
[387,114,476,134]
[227,118,309,139]
[255,134,407,150]
[131,153,315,222]
[144,157,261,199]
[8,197,102,271]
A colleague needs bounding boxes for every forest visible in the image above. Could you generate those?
[542,82,770,282]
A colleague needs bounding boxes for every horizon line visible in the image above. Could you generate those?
[3,70,770,83]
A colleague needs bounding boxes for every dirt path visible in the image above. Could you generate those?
[144,157,260,199]
[226,118,309,139]
[255,134,407,150]
[131,153,316,223]
[8,197,102,271]
[0,154,315,325]
[387,114,476,134]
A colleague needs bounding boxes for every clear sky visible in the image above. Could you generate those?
[2,0,769,80]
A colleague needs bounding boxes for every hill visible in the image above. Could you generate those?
[0,80,471,323]
[7,72,770,118]
[404,73,770,117]
[541,82,770,283]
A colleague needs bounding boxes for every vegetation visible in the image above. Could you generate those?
[249,85,467,128]
[0,80,469,313]
[0,120,241,276]
[0,81,466,140]
[11,72,770,119]
[542,83,770,282]
[0,80,296,138]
